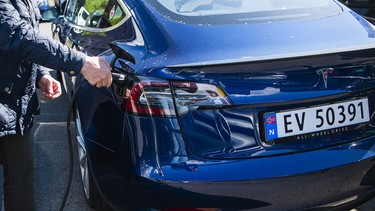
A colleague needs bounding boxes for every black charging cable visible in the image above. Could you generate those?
[59,78,86,211]
[59,72,127,211]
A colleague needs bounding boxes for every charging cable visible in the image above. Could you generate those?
[59,72,127,211]
[59,79,86,211]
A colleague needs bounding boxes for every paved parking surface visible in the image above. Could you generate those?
[33,83,91,211]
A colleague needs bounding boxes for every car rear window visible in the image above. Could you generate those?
[144,0,342,25]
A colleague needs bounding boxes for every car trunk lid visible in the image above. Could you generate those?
[170,48,375,159]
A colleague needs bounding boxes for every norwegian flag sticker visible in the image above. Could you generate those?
[265,115,276,124]
[264,113,278,140]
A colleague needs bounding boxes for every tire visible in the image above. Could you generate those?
[75,109,108,210]
[86,162,106,210]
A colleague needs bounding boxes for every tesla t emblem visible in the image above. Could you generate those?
[317,67,334,88]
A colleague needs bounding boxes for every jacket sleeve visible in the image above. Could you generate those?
[0,0,86,75]
[36,64,51,83]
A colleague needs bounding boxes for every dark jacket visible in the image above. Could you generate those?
[0,0,86,136]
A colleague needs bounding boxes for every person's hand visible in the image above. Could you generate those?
[37,75,62,99]
[80,56,112,88]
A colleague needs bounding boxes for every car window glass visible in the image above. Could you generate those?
[65,0,128,29]
[157,0,332,15]
[144,0,342,25]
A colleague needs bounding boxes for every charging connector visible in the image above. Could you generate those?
[112,72,128,86]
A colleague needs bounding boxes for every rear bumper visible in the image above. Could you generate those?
[98,137,375,210]
[109,160,375,210]
[154,158,375,210]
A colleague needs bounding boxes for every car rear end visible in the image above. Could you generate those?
[115,49,375,210]
[107,0,375,210]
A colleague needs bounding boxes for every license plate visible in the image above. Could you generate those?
[263,98,370,142]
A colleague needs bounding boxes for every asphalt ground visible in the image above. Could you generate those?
[0,22,374,211]
[31,72,91,211]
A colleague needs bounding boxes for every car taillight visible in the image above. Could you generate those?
[125,80,176,117]
[124,78,231,117]
[172,82,231,116]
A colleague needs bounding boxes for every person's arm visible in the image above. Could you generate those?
[36,65,51,82]
[0,0,84,74]
[0,0,112,87]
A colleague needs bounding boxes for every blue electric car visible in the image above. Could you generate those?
[52,0,375,210]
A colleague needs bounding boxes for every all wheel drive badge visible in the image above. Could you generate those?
[317,67,334,88]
